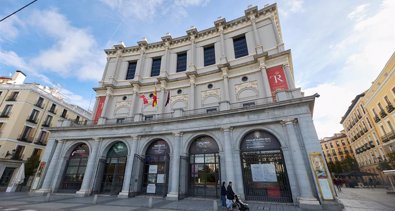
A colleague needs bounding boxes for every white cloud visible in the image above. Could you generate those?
[279,0,304,18]
[28,9,105,82]
[0,15,23,42]
[100,0,210,21]
[347,4,369,21]
[307,0,395,138]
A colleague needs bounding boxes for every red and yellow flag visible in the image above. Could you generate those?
[152,86,157,107]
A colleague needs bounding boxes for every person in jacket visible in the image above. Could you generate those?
[221,181,227,207]
[226,181,235,210]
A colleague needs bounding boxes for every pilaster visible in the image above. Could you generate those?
[167,132,183,200]
[119,136,139,198]
[222,127,235,183]
[76,138,100,196]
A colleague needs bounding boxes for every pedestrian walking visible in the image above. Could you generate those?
[226,181,235,211]
[368,177,374,188]
[335,178,342,192]
[221,181,227,208]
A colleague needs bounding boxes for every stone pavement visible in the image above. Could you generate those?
[0,192,300,211]
[337,187,395,211]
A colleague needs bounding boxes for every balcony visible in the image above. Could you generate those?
[17,135,34,143]
[374,115,380,123]
[387,104,395,113]
[381,131,395,143]
[34,102,44,109]
[42,122,51,127]
[0,113,10,118]
[26,118,38,124]
[48,109,57,115]
[35,139,47,146]
[6,97,17,101]
[380,110,387,118]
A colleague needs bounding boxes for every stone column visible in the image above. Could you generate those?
[159,80,167,114]
[283,64,295,89]
[119,136,138,198]
[76,138,100,196]
[282,119,319,208]
[189,75,196,110]
[129,83,140,118]
[187,27,197,71]
[37,140,64,193]
[135,39,148,79]
[223,127,235,183]
[259,60,273,99]
[167,132,182,200]
[220,67,230,111]
[100,87,113,120]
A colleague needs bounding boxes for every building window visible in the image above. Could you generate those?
[36,131,48,145]
[27,109,39,123]
[206,108,218,113]
[6,92,19,101]
[116,118,125,124]
[325,144,328,149]
[384,96,391,105]
[42,115,53,127]
[144,115,153,121]
[204,45,215,66]
[360,104,365,114]
[207,84,213,89]
[392,87,395,95]
[75,116,80,123]
[49,103,56,114]
[1,105,13,117]
[177,89,182,94]
[126,61,137,80]
[31,148,42,158]
[388,121,395,133]
[242,76,248,82]
[151,57,161,77]
[233,35,248,58]
[61,109,67,118]
[176,52,187,72]
[19,126,33,142]
[35,97,44,108]
[242,102,255,108]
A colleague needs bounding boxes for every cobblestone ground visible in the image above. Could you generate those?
[337,187,395,211]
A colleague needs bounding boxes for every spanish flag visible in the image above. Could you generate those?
[152,86,157,107]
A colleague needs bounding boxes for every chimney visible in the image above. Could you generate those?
[12,70,26,84]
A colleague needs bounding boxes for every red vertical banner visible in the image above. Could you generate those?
[93,96,106,124]
[266,65,289,100]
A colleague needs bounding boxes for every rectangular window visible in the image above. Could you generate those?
[204,45,215,66]
[242,102,255,108]
[6,92,19,101]
[1,105,13,117]
[32,148,42,158]
[388,121,395,133]
[61,109,68,118]
[233,35,248,58]
[144,115,153,121]
[176,52,187,72]
[126,61,137,80]
[75,116,80,123]
[151,57,161,77]
[49,103,56,114]
[28,109,39,123]
[206,108,218,113]
[42,115,53,127]
[37,131,48,145]
[35,97,44,108]
[116,118,125,124]
[20,126,32,142]
[13,145,25,160]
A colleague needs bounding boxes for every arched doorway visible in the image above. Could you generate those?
[100,142,128,195]
[59,143,89,193]
[142,139,170,196]
[189,136,220,198]
[240,130,292,202]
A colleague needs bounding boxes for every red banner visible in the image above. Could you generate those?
[93,96,106,124]
[266,65,289,99]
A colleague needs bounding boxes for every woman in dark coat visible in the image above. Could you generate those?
[221,181,227,207]
[226,181,235,210]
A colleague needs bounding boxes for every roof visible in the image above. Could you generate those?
[340,92,365,124]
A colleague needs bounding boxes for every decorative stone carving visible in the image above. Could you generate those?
[114,101,131,116]
[235,81,259,100]
[235,81,258,94]
[201,89,220,106]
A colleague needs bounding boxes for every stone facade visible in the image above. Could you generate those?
[35,4,338,209]
[320,131,354,163]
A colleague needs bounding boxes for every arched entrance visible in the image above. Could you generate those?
[189,136,220,198]
[100,142,127,195]
[240,130,292,202]
[142,139,170,196]
[59,143,89,193]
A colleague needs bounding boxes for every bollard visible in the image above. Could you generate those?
[93,194,98,204]
[213,200,218,211]
[148,196,153,208]
[46,192,51,202]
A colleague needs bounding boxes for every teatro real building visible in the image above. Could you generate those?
[35,4,340,210]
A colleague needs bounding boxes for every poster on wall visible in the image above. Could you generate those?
[309,152,334,200]
[93,96,106,124]
[157,174,165,183]
[147,184,156,193]
[266,65,289,100]
[149,165,158,174]
[251,163,277,182]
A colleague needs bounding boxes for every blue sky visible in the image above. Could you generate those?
[0,0,394,138]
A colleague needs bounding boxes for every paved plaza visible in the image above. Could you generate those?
[0,188,394,211]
